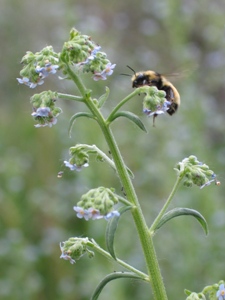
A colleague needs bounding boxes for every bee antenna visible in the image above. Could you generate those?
[120,73,132,77]
[126,65,136,75]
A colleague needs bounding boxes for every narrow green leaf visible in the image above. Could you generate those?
[110,111,147,133]
[154,207,208,235]
[98,87,110,108]
[126,166,134,179]
[68,112,95,137]
[91,272,143,300]
[106,206,132,260]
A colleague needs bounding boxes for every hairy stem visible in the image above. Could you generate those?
[68,66,168,300]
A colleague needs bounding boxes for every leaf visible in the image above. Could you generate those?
[98,87,110,108]
[68,112,95,137]
[105,206,132,260]
[110,111,147,133]
[154,207,208,235]
[126,166,134,179]
[91,272,143,300]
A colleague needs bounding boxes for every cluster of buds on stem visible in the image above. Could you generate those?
[60,237,94,264]
[17,46,59,88]
[73,187,120,221]
[30,91,62,127]
[60,28,116,81]
[141,86,169,125]
[175,155,220,189]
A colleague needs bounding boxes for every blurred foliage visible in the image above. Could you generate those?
[1,0,225,299]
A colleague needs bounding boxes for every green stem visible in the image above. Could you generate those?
[106,89,139,123]
[88,239,149,281]
[85,144,119,173]
[65,65,87,97]
[68,66,168,300]
[149,175,184,234]
[58,93,83,102]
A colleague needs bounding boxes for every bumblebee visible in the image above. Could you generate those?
[127,66,180,116]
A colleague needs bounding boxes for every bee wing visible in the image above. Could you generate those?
[161,65,198,79]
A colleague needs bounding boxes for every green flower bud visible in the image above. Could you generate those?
[175,156,219,189]
[73,187,120,221]
[60,237,92,264]
[29,91,61,128]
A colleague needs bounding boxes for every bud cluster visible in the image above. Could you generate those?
[60,237,94,264]
[73,187,120,221]
[64,145,90,172]
[60,28,116,81]
[185,281,224,300]
[174,155,220,189]
[17,46,59,88]
[30,91,62,127]
[142,86,169,117]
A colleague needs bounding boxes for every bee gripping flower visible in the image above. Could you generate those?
[142,86,169,125]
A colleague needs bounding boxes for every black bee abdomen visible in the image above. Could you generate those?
[167,103,178,115]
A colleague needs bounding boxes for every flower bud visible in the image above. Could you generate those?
[175,156,219,189]
[60,237,93,264]
[73,187,120,221]
[142,86,169,123]
[60,28,116,80]
[64,145,90,171]
[17,46,59,88]
[30,91,62,127]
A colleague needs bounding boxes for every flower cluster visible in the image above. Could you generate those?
[17,46,59,88]
[64,145,90,171]
[73,206,120,221]
[60,28,116,81]
[74,187,120,221]
[185,282,225,300]
[30,91,62,127]
[174,155,220,189]
[60,237,94,264]
[141,86,169,124]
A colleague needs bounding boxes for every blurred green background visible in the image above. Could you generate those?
[1,0,225,299]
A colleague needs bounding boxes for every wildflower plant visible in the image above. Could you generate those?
[17,28,222,300]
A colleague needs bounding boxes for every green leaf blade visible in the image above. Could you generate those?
[98,87,110,108]
[68,112,95,137]
[105,206,132,260]
[91,272,143,300]
[154,207,209,235]
[109,111,147,133]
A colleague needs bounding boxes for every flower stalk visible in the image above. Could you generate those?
[68,66,168,300]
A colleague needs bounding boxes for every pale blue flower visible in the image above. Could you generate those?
[59,242,76,264]
[17,77,44,88]
[35,63,59,78]
[104,210,120,220]
[217,284,225,300]
[73,206,93,220]
[31,107,51,117]
[64,161,89,171]
[93,63,116,81]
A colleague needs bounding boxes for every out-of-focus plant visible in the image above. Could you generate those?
[17,28,222,300]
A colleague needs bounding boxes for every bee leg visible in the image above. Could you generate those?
[153,114,157,127]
